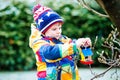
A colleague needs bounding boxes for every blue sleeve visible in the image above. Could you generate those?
[40,44,61,60]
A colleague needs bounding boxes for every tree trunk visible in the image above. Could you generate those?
[96,0,120,32]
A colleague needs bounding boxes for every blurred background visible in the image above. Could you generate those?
[0,0,119,80]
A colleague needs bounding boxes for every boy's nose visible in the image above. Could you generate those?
[57,29,61,34]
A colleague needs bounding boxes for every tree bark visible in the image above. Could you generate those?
[96,0,120,32]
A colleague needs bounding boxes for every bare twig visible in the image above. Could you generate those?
[90,27,120,80]
[90,65,112,80]
[92,36,98,50]
[77,0,109,17]
[91,58,120,80]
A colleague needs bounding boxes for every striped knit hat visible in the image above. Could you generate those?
[33,4,63,34]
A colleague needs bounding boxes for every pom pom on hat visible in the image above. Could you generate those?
[33,4,63,34]
[32,4,41,13]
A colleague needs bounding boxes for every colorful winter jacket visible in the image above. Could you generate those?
[29,24,80,80]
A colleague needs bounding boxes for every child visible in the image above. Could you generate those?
[29,4,92,80]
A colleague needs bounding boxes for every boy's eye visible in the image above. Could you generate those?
[51,27,57,31]
[58,27,61,30]
[52,28,56,30]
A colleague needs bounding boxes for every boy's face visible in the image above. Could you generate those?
[45,22,62,39]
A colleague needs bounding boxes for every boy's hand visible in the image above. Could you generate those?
[83,38,92,47]
[76,38,92,48]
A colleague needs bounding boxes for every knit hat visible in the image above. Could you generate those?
[33,4,63,34]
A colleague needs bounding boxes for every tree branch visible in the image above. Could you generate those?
[91,58,120,80]
[77,0,109,17]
